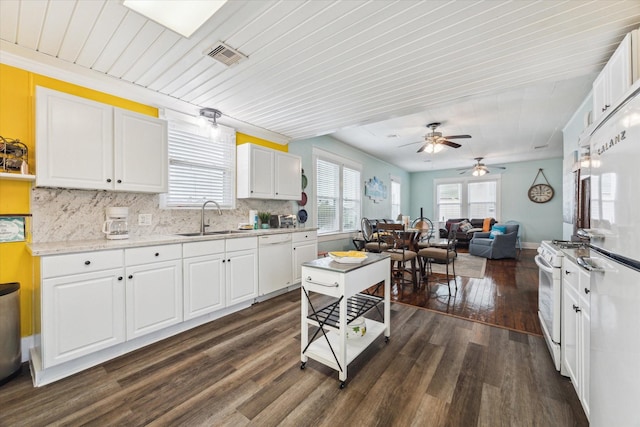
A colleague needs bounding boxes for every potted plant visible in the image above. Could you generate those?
[258,212,271,229]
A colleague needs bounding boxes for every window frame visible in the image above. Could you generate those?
[433,175,501,222]
[313,148,362,236]
[390,175,401,220]
[160,115,236,210]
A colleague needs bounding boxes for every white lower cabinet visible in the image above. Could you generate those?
[40,250,125,368]
[292,231,318,283]
[183,240,226,320]
[125,245,183,340]
[561,257,591,420]
[226,237,258,305]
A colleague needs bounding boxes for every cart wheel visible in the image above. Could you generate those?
[300,362,306,370]
[340,381,346,389]
[385,336,390,343]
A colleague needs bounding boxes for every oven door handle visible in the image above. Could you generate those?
[535,255,555,274]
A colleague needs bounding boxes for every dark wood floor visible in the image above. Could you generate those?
[1,282,586,426]
[383,248,541,336]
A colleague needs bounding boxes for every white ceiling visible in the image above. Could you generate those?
[1,0,640,172]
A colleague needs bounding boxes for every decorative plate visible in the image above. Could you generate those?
[297,208,308,224]
[301,173,308,190]
[298,191,307,206]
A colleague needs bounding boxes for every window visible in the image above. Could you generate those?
[163,120,236,209]
[435,177,500,221]
[390,177,401,220]
[314,149,361,234]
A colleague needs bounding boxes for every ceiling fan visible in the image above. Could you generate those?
[411,122,471,153]
[458,157,506,176]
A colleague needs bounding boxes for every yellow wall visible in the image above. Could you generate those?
[237,132,288,152]
[0,63,157,337]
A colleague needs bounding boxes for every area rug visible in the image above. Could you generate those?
[429,253,486,278]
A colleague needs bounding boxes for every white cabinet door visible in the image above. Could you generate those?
[42,269,125,368]
[293,242,318,283]
[226,249,258,306]
[183,253,226,320]
[274,152,301,200]
[592,33,632,123]
[580,303,590,420]
[114,109,168,193]
[126,259,183,340]
[36,86,113,190]
[562,283,580,388]
[607,33,632,109]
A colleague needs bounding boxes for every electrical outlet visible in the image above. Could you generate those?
[138,214,152,226]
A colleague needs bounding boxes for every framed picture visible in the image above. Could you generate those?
[0,216,26,242]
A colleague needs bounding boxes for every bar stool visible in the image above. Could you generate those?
[418,225,458,295]
[377,223,419,290]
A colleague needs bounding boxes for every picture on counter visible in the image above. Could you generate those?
[0,217,26,242]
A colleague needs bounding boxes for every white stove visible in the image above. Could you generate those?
[536,240,580,373]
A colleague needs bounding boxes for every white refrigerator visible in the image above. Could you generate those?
[581,81,640,426]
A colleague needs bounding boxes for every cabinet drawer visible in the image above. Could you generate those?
[125,244,182,266]
[183,240,225,258]
[292,231,317,243]
[226,236,257,252]
[42,250,123,278]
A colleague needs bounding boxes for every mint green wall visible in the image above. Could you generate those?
[409,158,564,246]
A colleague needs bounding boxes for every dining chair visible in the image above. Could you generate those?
[411,217,434,249]
[417,224,458,295]
[361,217,389,252]
[376,223,419,290]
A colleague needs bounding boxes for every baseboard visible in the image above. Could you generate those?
[21,335,34,363]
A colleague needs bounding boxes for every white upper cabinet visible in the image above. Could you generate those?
[237,143,301,200]
[592,33,633,123]
[36,87,167,193]
[114,109,168,193]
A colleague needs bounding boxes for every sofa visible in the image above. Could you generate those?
[469,223,520,259]
[440,218,496,246]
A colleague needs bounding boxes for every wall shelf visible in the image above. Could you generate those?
[0,172,35,181]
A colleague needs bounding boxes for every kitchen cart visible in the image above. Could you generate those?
[300,253,390,388]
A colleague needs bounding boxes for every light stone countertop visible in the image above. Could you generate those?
[27,227,317,256]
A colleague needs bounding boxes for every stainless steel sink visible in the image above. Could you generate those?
[176,230,248,237]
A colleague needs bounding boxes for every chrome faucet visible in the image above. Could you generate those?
[200,200,222,235]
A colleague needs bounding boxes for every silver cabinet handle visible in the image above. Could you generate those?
[305,276,338,287]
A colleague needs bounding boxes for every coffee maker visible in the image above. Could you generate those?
[102,207,129,240]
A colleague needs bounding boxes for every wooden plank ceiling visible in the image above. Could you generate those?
[1,0,640,171]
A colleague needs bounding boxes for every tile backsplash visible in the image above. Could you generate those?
[31,188,297,243]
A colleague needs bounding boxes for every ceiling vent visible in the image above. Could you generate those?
[205,42,247,66]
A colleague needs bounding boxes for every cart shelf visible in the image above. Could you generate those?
[306,293,383,330]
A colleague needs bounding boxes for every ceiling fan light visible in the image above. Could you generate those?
[473,167,487,176]
[424,142,444,154]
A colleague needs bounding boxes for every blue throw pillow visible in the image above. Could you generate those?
[489,225,507,239]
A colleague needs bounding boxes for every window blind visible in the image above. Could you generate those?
[317,159,339,233]
[164,122,236,209]
[342,167,361,231]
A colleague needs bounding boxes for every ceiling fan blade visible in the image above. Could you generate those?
[443,134,471,139]
[441,140,462,149]
[397,141,421,148]
[491,166,507,170]
[416,142,428,153]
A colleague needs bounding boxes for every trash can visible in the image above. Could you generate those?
[0,282,21,385]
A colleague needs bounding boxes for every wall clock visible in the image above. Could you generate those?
[528,168,554,203]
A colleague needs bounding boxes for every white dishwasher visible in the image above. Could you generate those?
[258,233,293,295]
